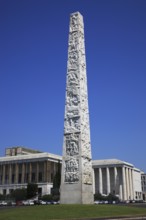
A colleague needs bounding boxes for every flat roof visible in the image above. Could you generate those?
[92,158,134,168]
[0,152,62,163]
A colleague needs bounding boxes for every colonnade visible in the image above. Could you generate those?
[95,166,134,201]
[0,160,54,185]
[122,166,134,200]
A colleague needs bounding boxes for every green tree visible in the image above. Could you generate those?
[94,193,105,201]
[52,161,61,196]
[11,188,27,201]
[107,193,119,202]
[41,194,53,201]
[53,161,61,189]
[27,183,38,199]
[0,194,5,201]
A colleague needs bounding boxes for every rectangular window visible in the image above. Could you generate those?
[31,173,35,183]
[38,187,42,195]
[18,173,22,183]
[24,173,29,183]
[51,173,53,182]
[5,175,8,184]
[12,174,15,184]
[38,172,42,182]
[3,189,6,195]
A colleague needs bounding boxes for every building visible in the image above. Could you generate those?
[5,147,42,157]
[0,147,62,196]
[93,159,142,201]
[141,173,146,201]
[0,147,143,202]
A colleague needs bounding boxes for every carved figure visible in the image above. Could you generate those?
[65,158,79,172]
[65,116,80,132]
[65,172,79,183]
[71,14,78,30]
[67,70,79,86]
[66,89,79,107]
[66,133,79,156]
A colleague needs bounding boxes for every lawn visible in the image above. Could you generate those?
[0,204,146,220]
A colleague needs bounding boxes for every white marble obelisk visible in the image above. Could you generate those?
[60,12,93,204]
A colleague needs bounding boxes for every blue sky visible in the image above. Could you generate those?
[0,0,146,171]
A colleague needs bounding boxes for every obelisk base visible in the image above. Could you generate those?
[60,183,94,204]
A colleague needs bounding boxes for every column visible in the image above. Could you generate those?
[128,168,132,200]
[43,161,46,182]
[46,161,49,183]
[125,167,130,200]
[47,161,51,182]
[21,163,25,184]
[122,166,127,200]
[25,163,28,183]
[29,162,32,183]
[114,167,117,194]
[131,168,135,200]
[106,167,110,195]
[119,184,123,201]
[2,164,5,185]
[9,164,12,184]
[15,163,18,184]
[36,162,39,183]
[99,168,103,194]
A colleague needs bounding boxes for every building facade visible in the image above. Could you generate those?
[0,147,62,196]
[141,173,146,201]
[93,159,142,201]
[0,147,144,202]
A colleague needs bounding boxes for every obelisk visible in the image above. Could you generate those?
[60,12,93,204]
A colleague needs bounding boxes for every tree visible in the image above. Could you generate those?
[94,192,119,202]
[107,193,119,202]
[11,188,27,201]
[94,193,105,201]
[53,161,61,189]
[27,183,38,199]
[41,194,53,201]
[52,161,61,196]
[0,194,5,201]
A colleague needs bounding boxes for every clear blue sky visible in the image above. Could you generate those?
[0,0,146,171]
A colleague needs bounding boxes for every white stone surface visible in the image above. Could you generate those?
[0,148,143,202]
[92,159,133,167]
[60,12,93,204]
[133,168,142,200]
[0,183,53,196]
[0,152,62,163]
[93,159,142,201]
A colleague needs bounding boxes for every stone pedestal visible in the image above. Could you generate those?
[60,12,93,204]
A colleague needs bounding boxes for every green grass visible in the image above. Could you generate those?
[0,204,146,220]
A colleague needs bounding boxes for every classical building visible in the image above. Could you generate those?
[0,147,143,202]
[93,159,142,201]
[141,173,146,201]
[0,147,62,196]
[60,11,93,204]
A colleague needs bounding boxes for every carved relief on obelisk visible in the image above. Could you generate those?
[60,12,93,204]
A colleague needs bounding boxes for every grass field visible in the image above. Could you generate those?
[0,204,146,220]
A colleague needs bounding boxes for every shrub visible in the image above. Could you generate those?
[41,194,53,201]
[11,188,27,201]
